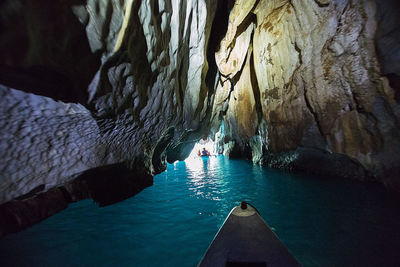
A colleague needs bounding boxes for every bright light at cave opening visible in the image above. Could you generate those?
[187,138,216,158]
[183,138,217,171]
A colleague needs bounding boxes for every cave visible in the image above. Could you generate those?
[0,0,400,265]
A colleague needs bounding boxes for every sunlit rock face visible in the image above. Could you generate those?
[211,0,400,188]
[0,0,399,236]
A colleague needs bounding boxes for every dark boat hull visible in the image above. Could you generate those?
[198,203,300,267]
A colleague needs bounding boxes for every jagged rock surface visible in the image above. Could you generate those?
[210,0,400,186]
[0,0,222,236]
[0,0,399,237]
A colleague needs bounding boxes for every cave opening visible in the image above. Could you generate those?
[188,138,217,158]
[182,138,218,171]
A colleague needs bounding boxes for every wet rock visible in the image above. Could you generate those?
[0,162,152,237]
[0,187,70,237]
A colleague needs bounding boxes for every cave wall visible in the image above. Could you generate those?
[211,0,400,188]
[0,0,104,103]
[0,0,224,235]
[375,0,400,102]
[0,0,399,236]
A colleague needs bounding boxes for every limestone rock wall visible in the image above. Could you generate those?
[211,0,400,187]
[0,86,99,204]
[86,0,223,170]
[0,0,221,203]
[0,0,224,235]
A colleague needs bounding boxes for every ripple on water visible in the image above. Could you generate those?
[0,155,400,267]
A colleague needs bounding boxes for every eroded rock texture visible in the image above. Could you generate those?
[0,0,224,236]
[211,0,400,188]
[0,0,399,236]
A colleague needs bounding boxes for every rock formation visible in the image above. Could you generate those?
[0,0,399,236]
[211,0,400,186]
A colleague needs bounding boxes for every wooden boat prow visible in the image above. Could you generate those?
[198,202,300,267]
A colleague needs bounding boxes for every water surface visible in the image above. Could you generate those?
[0,156,399,266]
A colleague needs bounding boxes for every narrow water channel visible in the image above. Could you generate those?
[0,156,399,266]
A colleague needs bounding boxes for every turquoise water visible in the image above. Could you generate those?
[0,155,399,266]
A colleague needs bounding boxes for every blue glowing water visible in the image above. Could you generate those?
[1,156,399,266]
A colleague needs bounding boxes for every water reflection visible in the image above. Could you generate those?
[2,156,399,267]
[183,156,224,201]
[184,155,217,177]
